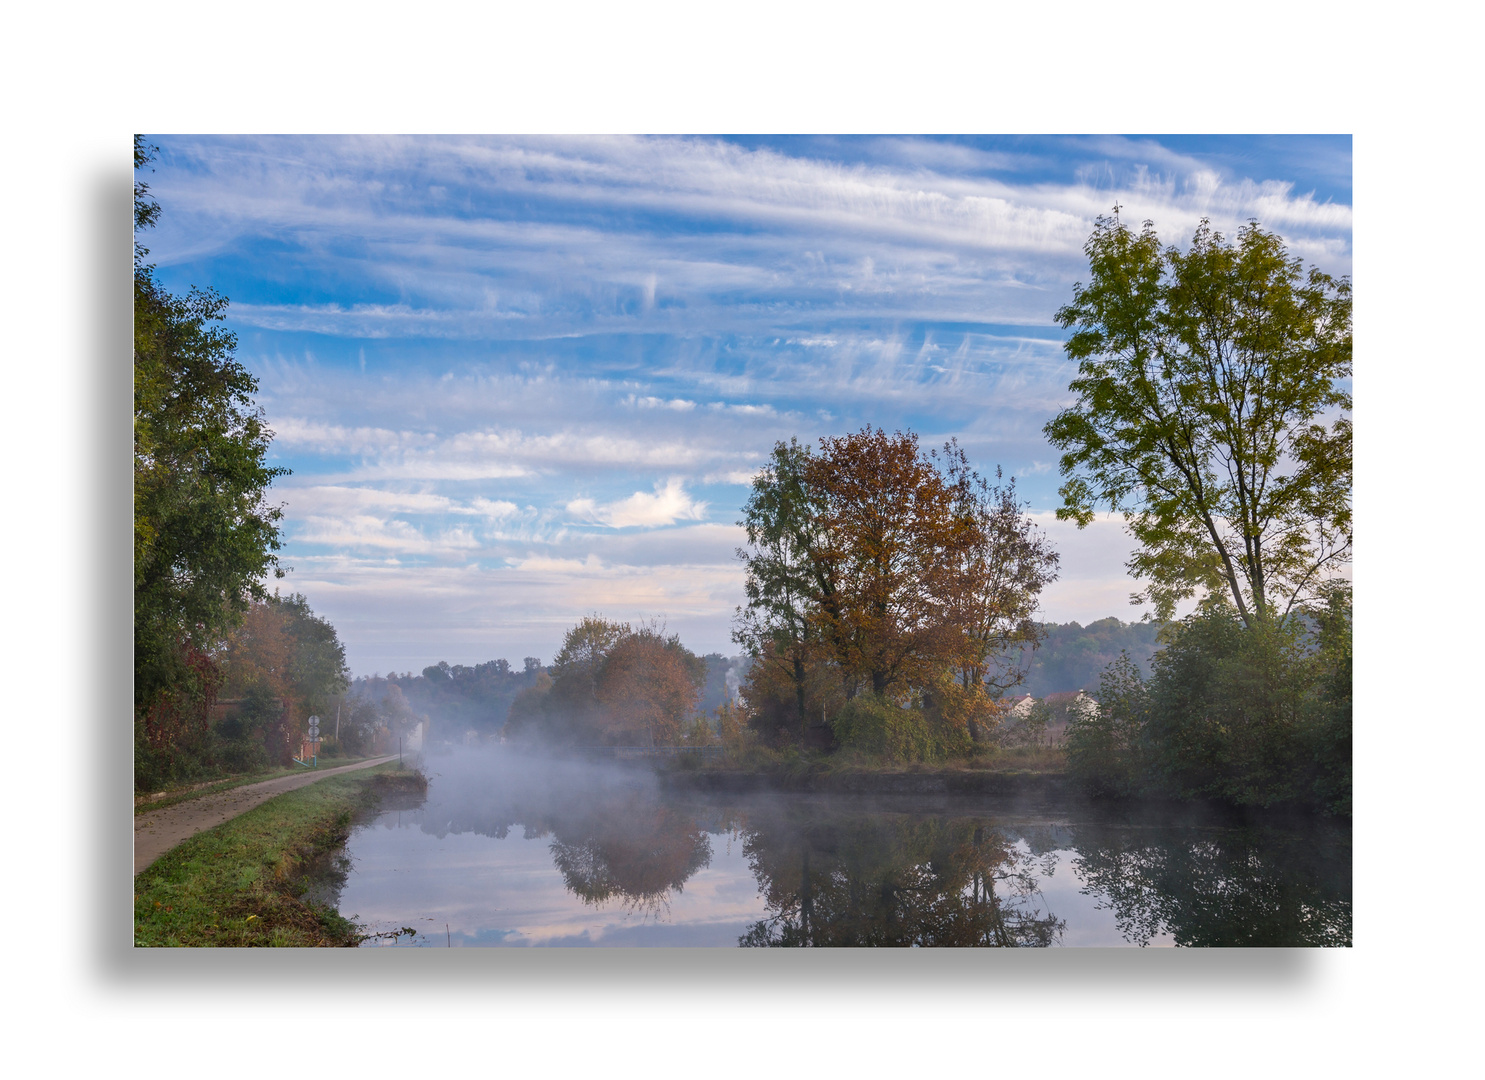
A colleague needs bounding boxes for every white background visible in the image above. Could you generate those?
[3,1,1474,1075]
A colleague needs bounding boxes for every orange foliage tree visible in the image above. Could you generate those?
[735,427,1058,749]
[506,618,707,747]
[595,628,708,745]
[216,593,349,764]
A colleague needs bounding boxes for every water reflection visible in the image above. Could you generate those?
[327,750,1350,947]
[1068,818,1352,947]
[410,754,718,916]
[737,807,1063,947]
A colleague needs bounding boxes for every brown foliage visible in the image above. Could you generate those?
[804,427,971,696]
[596,629,707,745]
[733,427,1058,754]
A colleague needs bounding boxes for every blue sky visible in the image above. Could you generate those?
[140,134,1353,676]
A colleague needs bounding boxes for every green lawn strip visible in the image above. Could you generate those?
[134,763,423,947]
[134,755,383,815]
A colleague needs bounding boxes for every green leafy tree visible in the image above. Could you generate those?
[732,438,828,731]
[1045,213,1351,627]
[134,136,288,770]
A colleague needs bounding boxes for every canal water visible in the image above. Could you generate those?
[317,749,1351,947]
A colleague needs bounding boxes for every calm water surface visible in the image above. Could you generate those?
[319,749,1351,947]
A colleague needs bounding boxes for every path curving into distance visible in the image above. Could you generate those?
[134,755,398,876]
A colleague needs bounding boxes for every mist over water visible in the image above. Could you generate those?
[321,747,1351,947]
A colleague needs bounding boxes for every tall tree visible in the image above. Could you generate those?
[805,427,966,696]
[733,438,828,728]
[1045,213,1351,626]
[735,428,1057,739]
[134,136,288,750]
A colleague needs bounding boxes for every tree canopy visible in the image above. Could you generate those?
[1045,213,1351,627]
[734,427,1058,748]
[504,617,708,746]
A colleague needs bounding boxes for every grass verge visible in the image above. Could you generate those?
[133,764,426,947]
[134,755,387,815]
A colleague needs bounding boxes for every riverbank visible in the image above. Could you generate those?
[133,763,425,947]
[659,753,1076,797]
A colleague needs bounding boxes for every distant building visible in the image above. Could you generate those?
[1002,693,1036,720]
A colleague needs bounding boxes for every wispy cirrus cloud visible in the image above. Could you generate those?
[141,134,1349,673]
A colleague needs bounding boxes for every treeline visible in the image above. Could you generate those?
[381,658,545,739]
[343,649,748,749]
[733,428,1058,759]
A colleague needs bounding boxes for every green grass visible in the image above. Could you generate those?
[133,763,424,947]
[134,754,385,815]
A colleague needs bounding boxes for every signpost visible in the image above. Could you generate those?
[306,715,321,767]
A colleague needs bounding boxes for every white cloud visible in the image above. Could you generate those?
[294,514,481,556]
[634,396,697,411]
[566,478,709,528]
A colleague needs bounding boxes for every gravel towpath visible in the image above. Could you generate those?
[134,755,398,875]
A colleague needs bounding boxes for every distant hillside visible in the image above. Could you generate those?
[1014,618,1165,696]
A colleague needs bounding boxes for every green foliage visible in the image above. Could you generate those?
[1065,653,1150,797]
[1065,599,1352,813]
[1045,214,1351,626]
[1306,583,1353,816]
[1003,698,1053,748]
[134,137,288,773]
[829,693,970,764]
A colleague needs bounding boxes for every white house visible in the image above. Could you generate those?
[1002,693,1036,720]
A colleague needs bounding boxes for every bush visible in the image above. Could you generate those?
[215,736,270,773]
[829,693,968,763]
[1065,653,1148,797]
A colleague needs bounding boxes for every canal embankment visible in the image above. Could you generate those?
[133,762,425,947]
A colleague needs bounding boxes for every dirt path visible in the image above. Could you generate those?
[134,755,398,876]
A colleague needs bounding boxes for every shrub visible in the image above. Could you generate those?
[829,693,968,763]
[1066,652,1148,796]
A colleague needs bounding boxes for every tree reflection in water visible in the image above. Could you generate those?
[379,752,1349,945]
[737,809,1064,947]
[1069,818,1352,947]
[549,796,712,915]
[412,755,715,916]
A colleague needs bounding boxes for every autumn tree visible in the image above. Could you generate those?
[595,627,708,745]
[734,428,1058,748]
[215,593,350,765]
[506,617,706,746]
[806,427,967,696]
[1045,213,1352,626]
[937,442,1060,694]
